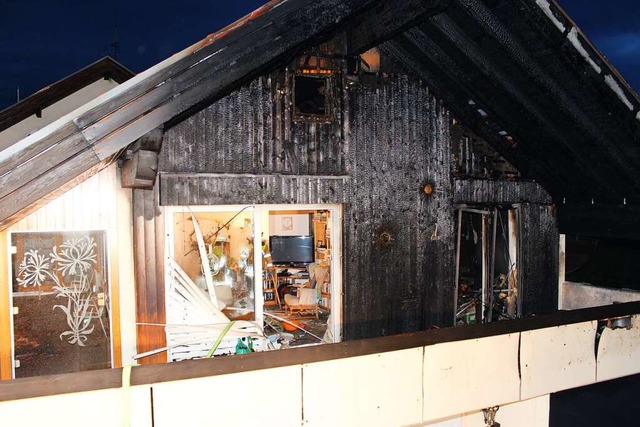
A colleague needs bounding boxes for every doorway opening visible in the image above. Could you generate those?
[454,207,519,325]
[166,204,342,360]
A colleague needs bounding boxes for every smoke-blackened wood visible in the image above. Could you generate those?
[121,150,158,189]
[348,0,450,54]
[454,179,552,205]
[160,174,349,206]
[389,30,586,198]
[0,148,100,229]
[519,203,558,315]
[161,75,348,176]
[345,74,454,338]
[160,73,456,340]
[421,14,624,199]
[448,0,640,198]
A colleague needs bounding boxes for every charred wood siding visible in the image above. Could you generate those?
[159,73,455,340]
[519,203,558,315]
[159,174,349,206]
[160,74,346,176]
[346,75,454,338]
[454,179,552,205]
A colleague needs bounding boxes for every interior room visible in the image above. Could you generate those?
[169,205,338,352]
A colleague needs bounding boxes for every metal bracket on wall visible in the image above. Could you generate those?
[482,405,500,427]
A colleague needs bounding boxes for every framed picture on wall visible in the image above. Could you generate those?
[282,216,293,231]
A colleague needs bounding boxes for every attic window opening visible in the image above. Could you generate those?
[294,74,331,121]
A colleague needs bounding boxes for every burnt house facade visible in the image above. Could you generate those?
[1,0,639,367]
[156,37,557,340]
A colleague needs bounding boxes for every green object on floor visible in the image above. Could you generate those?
[206,321,236,358]
[236,338,249,354]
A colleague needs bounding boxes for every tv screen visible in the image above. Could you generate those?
[269,235,315,266]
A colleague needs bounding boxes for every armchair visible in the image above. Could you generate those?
[283,263,329,319]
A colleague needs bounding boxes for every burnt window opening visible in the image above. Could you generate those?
[294,75,330,120]
[454,207,520,325]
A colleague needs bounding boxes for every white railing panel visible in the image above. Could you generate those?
[302,348,423,427]
[597,315,640,382]
[520,321,596,399]
[151,365,302,427]
[0,388,125,426]
[423,334,520,422]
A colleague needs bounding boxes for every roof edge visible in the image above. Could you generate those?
[0,56,135,133]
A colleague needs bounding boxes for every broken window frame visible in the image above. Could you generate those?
[164,203,344,355]
[293,72,336,123]
[454,205,521,325]
[291,49,343,124]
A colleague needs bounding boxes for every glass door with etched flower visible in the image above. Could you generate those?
[10,231,111,378]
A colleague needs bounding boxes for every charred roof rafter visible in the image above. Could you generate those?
[418,14,625,200]
[448,0,640,201]
[515,0,640,130]
[384,31,574,197]
[346,0,450,55]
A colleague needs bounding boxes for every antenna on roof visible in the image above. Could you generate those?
[110,0,120,59]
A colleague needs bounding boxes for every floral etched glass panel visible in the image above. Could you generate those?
[11,231,111,378]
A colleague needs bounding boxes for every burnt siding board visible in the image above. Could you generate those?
[453,179,552,205]
[519,203,558,316]
[345,74,455,339]
[160,174,349,206]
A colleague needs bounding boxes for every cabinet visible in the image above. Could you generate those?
[319,281,331,311]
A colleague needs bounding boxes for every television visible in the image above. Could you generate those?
[269,235,315,266]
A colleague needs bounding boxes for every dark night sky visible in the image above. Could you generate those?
[0,0,639,110]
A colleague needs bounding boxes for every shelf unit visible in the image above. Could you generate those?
[262,268,280,308]
[319,281,331,312]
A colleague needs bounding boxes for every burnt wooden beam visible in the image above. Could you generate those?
[0,160,111,231]
[348,0,450,54]
[122,150,158,189]
[76,0,384,148]
[453,179,552,205]
[121,128,163,189]
[0,128,92,200]
[0,121,80,178]
[383,34,571,198]
[0,149,101,229]
[450,0,640,195]
[423,15,625,200]
[514,0,640,128]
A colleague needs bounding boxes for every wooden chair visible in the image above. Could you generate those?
[284,287,319,319]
